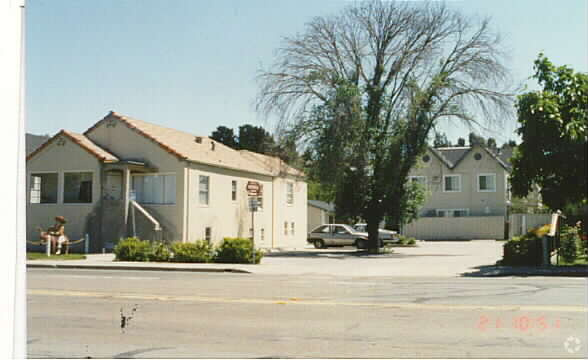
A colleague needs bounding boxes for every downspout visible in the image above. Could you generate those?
[271,177,276,248]
[183,164,190,243]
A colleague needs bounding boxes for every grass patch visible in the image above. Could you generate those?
[27,252,86,260]
[558,255,588,266]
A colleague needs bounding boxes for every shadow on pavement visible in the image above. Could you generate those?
[264,249,464,259]
[461,264,588,277]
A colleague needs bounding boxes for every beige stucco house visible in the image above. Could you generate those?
[26,111,307,252]
[403,145,512,240]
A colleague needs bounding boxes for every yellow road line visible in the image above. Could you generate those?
[28,289,588,313]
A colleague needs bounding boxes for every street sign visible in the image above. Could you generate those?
[247,181,261,196]
[248,197,258,212]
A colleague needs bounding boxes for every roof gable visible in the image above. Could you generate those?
[26,130,118,163]
[428,145,510,171]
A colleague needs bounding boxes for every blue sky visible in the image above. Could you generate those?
[25,0,587,145]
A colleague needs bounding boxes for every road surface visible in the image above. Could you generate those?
[27,268,587,358]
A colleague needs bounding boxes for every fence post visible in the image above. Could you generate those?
[541,236,550,266]
[84,233,89,254]
[46,237,51,257]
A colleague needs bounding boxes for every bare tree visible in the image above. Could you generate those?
[257,0,512,252]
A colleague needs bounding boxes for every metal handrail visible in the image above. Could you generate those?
[130,200,162,231]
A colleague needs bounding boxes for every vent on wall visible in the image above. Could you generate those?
[195,136,202,144]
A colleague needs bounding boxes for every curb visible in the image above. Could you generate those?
[26,263,251,274]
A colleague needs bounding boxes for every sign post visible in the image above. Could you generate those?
[247,181,261,264]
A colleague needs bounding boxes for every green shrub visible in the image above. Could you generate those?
[502,235,543,266]
[559,224,580,263]
[397,235,416,245]
[215,237,263,264]
[149,242,172,262]
[171,241,214,263]
[114,237,152,261]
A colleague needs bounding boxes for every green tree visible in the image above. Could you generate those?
[486,137,497,150]
[237,124,276,154]
[257,1,511,252]
[211,126,238,149]
[510,54,587,211]
[433,132,451,147]
[468,132,485,146]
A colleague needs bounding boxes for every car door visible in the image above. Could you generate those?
[311,225,332,244]
[333,225,354,246]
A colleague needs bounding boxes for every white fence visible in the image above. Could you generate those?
[509,213,552,238]
[402,213,552,240]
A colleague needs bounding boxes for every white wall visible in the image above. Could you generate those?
[186,163,274,248]
[403,216,505,240]
[273,176,307,249]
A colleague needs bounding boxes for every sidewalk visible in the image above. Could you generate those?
[27,242,587,277]
[27,253,253,273]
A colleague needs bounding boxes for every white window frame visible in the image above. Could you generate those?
[477,173,497,192]
[29,171,59,204]
[436,208,469,217]
[63,170,95,205]
[443,174,462,192]
[132,172,177,205]
[198,175,210,206]
[408,175,427,188]
[286,182,294,205]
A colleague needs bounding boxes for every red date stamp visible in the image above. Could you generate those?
[477,315,561,332]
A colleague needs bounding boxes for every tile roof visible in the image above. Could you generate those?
[26,130,118,163]
[239,150,305,177]
[85,111,303,177]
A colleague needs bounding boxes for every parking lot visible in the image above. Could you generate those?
[258,240,504,277]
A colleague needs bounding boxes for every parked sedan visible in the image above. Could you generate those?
[307,224,369,249]
[353,223,400,243]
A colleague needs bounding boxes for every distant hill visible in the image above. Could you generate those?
[26,133,50,155]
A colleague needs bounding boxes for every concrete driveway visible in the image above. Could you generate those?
[258,240,504,277]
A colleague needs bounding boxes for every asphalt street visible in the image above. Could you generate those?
[27,268,587,358]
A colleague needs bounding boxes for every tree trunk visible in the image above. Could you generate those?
[366,213,382,254]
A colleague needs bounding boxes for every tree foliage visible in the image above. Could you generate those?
[211,126,238,149]
[510,54,587,211]
[257,0,511,252]
[433,132,452,147]
[456,137,466,146]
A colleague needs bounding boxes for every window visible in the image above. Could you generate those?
[334,225,349,234]
[284,221,288,235]
[132,174,176,204]
[443,175,461,192]
[261,228,265,242]
[436,209,469,217]
[313,225,331,233]
[231,180,237,201]
[291,222,295,235]
[30,173,58,204]
[286,182,294,205]
[199,175,209,205]
[409,176,427,188]
[205,227,212,242]
[64,172,93,203]
[257,196,263,210]
[478,173,496,192]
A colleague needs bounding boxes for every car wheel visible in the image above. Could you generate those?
[355,239,367,249]
[314,239,325,249]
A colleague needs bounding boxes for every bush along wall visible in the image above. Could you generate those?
[501,226,546,266]
[113,237,263,264]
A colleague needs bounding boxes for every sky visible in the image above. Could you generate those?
[25,0,587,146]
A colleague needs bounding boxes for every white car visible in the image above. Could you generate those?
[353,223,400,243]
